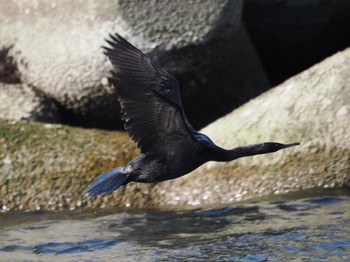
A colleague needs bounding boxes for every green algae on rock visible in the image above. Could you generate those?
[0,120,139,211]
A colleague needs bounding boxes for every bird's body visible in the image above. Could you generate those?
[84,34,299,196]
[121,150,203,184]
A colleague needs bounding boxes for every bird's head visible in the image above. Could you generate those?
[261,142,300,153]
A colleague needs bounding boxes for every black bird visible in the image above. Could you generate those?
[84,34,300,196]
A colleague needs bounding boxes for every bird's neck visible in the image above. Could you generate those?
[213,143,272,162]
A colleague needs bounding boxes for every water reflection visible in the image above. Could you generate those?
[98,205,260,249]
[0,189,349,261]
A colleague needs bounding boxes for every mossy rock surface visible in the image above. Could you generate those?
[0,121,139,211]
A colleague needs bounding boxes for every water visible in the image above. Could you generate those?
[0,189,349,261]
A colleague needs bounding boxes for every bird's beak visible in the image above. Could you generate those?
[282,142,300,149]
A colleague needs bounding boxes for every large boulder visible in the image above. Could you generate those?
[0,0,270,129]
[0,46,349,211]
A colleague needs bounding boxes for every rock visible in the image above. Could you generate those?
[0,83,60,123]
[0,0,270,129]
[0,120,140,212]
[243,0,350,84]
[0,0,125,129]
[0,47,349,212]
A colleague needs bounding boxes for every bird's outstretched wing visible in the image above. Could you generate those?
[104,33,197,153]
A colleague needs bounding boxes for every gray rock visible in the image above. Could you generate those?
[0,83,60,123]
[0,0,125,129]
[0,0,270,129]
[0,46,349,211]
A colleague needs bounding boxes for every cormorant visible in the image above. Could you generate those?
[84,34,300,196]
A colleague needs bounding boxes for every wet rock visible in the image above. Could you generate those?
[0,0,269,130]
[0,83,60,123]
[1,46,349,212]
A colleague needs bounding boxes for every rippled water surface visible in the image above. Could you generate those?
[0,189,350,261]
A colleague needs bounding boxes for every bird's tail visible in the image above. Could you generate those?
[84,167,129,196]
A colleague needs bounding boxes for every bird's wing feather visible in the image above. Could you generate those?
[104,33,198,153]
[104,33,182,106]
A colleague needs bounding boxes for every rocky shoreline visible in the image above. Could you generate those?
[0,1,349,211]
